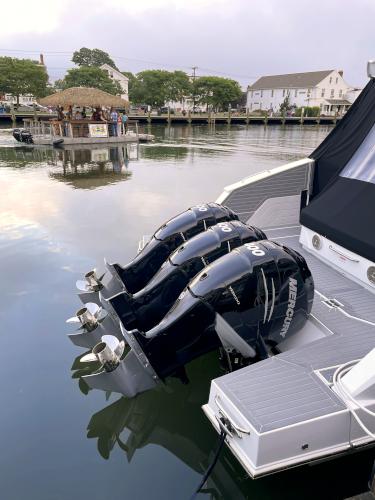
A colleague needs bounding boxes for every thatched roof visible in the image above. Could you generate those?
[39,87,128,108]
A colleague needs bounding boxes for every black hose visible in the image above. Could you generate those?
[190,429,227,499]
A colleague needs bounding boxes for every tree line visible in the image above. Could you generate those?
[0,47,243,111]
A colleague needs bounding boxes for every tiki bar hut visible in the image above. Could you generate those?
[36,87,132,145]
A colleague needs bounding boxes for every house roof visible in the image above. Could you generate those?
[325,99,351,105]
[249,70,334,90]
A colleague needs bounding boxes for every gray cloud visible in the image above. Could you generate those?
[1,0,373,88]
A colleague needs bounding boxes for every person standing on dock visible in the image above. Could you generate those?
[122,111,128,134]
[110,107,118,137]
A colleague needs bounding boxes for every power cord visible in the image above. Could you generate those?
[190,429,227,499]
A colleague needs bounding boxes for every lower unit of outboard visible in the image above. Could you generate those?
[83,240,314,397]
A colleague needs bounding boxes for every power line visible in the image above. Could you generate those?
[0,48,260,81]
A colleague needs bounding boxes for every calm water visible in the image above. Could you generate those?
[0,124,372,500]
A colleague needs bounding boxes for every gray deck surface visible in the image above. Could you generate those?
[223,164,310,222]
[214,195,375,434]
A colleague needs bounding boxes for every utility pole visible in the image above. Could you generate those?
[191,66,198,111]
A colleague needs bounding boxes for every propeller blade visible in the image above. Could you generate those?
[86,302,101,317]
[66,316,80,324]
[76,279,90,292]
[80,353,98,363]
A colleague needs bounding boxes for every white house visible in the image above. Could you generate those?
[100,64,129,101]
[246,70,360,116]
[1,94,36,105]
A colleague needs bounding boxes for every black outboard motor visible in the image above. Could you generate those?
[111,203,238,294]
[13,129,22,142]
[20,130,33,144]
[109,221,267,332]
[122,241,314,381]
[13,128,33,144]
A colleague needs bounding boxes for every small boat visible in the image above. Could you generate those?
[66,61,375,483]
[12,88,154,147]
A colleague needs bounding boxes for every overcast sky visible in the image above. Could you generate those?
[1,0,373,88]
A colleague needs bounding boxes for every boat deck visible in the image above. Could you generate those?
[205,160,375,469]
[213,223,375,434]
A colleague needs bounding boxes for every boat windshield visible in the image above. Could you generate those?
[340,122,375,184]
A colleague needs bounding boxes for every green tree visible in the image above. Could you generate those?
[294,106,320,117]
[72,47,118,70]
[121,71,137,98]
[60,67,122,95]
[0,57,49,105]
[130,70,191,107]
[279,93,292,114]
[193,76,242,111]
[131,70,168,106]
[164,71,192,102]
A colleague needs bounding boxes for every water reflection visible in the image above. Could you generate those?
[4,124,369,500]
[84,353,250,499]
[49,145,137,189]
[0,144,138,189]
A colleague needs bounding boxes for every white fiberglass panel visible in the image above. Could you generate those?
[340,123,375,184]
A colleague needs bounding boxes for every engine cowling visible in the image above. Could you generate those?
[111,203,238,294]
[109,221,267,332]
[123,241,314,380]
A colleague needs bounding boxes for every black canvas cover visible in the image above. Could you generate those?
[300,177,375,261]
[309,78,375,196]
[300,78,375,262]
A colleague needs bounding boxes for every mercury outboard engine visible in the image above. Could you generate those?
[110,203,238,294]
[109,221,267,332]
[82,240,314,397]
[13,129,22,142]
[13,128,33,144]
[20,130,33,144]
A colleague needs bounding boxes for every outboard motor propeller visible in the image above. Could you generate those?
[83,241,314,397]
[76,270,106,305]
[108,221,267,332]
[77,203,238,304]
[66,302,123,349]
[81,335,125,372]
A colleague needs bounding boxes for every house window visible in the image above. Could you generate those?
[283,89,286,97]
[295,89,298,97]
[260,90,263,97]
[330,89,334,98]
[336,77,338,84]
[329,77,332,84]
[271,90,274,97]
[251,91,253,98]
[339,89,343,97]
[307,88,311,96]
[321,88,325,97]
